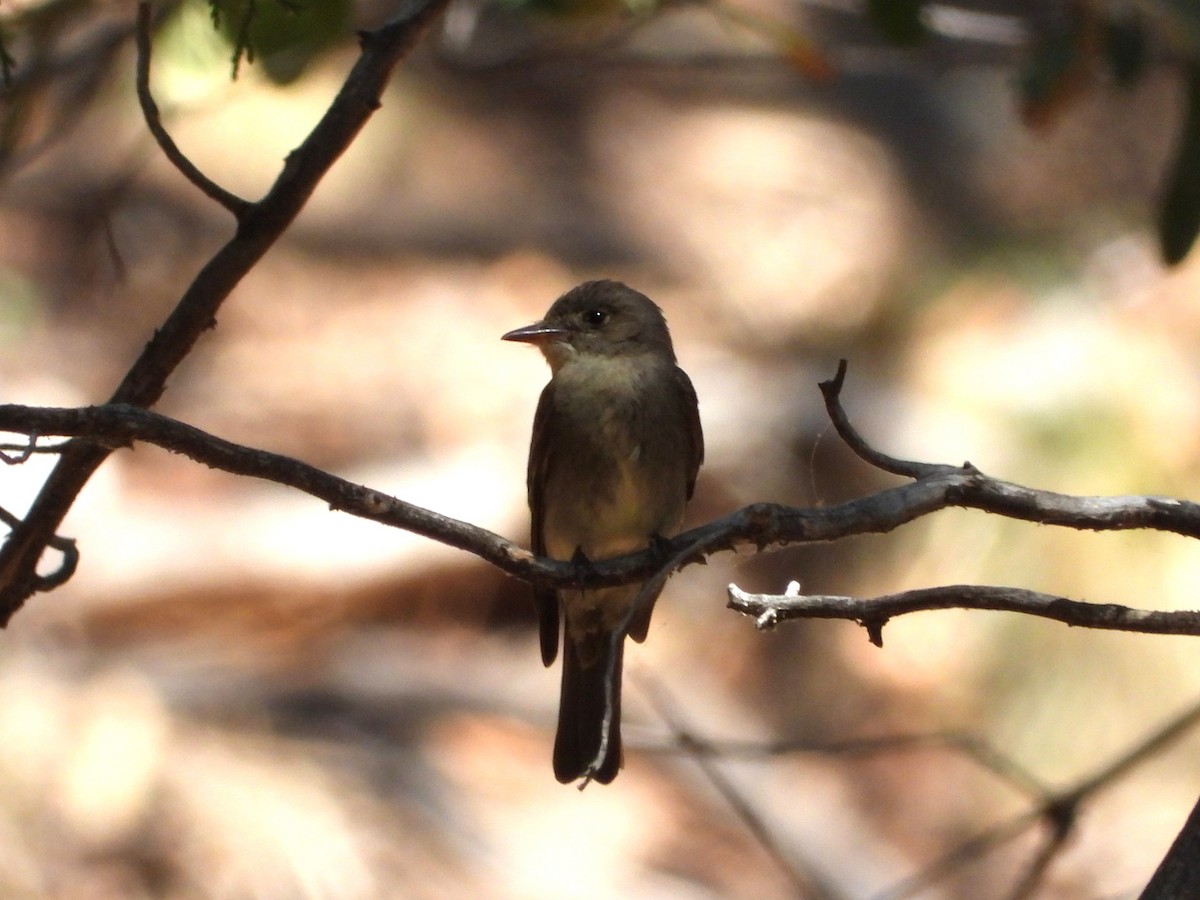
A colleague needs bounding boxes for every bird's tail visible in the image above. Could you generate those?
[554,629,623,784]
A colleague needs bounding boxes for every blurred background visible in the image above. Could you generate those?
[1,0,1200,897]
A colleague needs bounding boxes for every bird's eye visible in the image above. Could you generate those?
[582,309,607,327]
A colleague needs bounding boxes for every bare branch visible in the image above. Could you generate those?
[880,697,1200,899]
[635,681,1200,899]
[134,3,251,217]
[0,401,540,580]
[0,504,76,592]
[641,729,1051,799]
[6,395,1200,630]
[0,432,37,465]
[820,359,956,480]
[728,584,1200,646]
[635,672,844,900]
[1143,794,1200,897]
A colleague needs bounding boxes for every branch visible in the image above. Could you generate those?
[134,3,251,216]
[5,396,1200,615]
[0,504,75,592]
[819,359,952,479]
[728,583,1200,647]
[1142,794,1200,897]
[0,0,451,624]
[635,672,845,900]
[637,694,1200,899]
[0,402,546,581]
[881,698,1200,899]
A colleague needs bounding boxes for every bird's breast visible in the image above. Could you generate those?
[541,356,688,561]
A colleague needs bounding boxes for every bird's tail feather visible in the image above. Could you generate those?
[553,630,623,784]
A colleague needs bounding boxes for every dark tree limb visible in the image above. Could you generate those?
[5,397,1200,613]
[7,399,1200,612]
[1142,793,1200,898]
[0,0,451,625]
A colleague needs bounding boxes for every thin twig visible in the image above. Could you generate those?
[0,440,77,456]
[820,359,957,480]
[0,505,76,591]
[639,729,1052,799]
[636,672,845,900]
[875,808,1045,900]
[880,697,1200,898]
[729,584,1200,644]
[0,432,37,464]
[134,3,250,217]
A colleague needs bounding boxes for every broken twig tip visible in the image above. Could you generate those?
[864,618,886,647]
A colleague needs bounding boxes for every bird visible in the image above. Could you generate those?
[502,280,703,784]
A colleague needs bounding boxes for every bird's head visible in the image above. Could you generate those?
[502,280,676,372]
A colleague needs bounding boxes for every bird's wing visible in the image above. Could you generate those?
[674,366,705,501]
[528,382,561,667]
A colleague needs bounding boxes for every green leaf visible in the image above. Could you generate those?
[211,0,351,84]
[1159,67,1200,265]
[865,0,927,46]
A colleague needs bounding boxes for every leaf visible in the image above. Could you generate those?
[865,0,927,46]
[212,0,352,84]
[1158,66,1200,265]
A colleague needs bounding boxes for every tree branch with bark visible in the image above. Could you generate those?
[3,358,1200,630]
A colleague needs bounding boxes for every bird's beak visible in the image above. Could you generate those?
[501,320,568,345]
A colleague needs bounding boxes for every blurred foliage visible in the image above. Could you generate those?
[1017,6,1094,128]
[1159,65,1200,265]
[1007,1,1200,262]
[0,28,14,87]
[204,0,352,83]
[865,0,927,47]
[1103,10,1148,86]
[498,0,657,21]
[0,0,1195,256]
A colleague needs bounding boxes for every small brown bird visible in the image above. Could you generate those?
[502,280,703,784]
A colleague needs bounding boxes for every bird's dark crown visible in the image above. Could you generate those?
[543,280,676,360]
